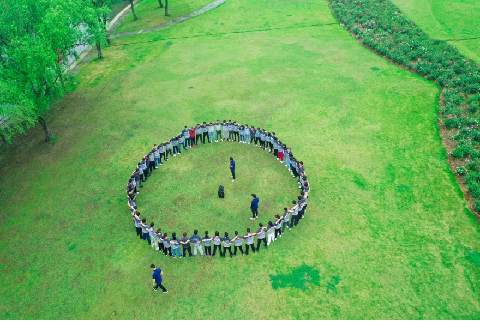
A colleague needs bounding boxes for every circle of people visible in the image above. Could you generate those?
[126,120,311,258]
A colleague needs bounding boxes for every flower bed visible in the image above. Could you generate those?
[328,0,480,216]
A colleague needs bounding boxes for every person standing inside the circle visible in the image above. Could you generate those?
[151,264,168,293]
[250,194,259,220]
[230,157,236,182]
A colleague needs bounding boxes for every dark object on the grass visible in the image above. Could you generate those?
[218,185,224,198]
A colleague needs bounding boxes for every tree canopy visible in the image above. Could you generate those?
[0,0,110,143]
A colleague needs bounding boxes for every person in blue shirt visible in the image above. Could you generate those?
[250,194,259,220]
[151,264,168,293]
[229,157,236,182]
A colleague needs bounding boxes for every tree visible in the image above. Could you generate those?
[87,0,112,59]
[165,0,169,16]
[129,0,138,21]
[0,0,110,142]
[158,0,164,8]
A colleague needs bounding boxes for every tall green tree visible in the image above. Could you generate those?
[87,0,112,59]
[0,0,109,142]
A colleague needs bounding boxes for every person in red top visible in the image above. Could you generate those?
[189,127,196,148]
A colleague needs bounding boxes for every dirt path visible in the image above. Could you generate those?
[110,0,227,39]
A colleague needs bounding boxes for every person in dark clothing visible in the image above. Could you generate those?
[180,232,192,257]
[249,125,255,144]
[162,233,172,257]
[232,231,244,257]
[165,140,172,159]
[250,194,259,220]
[159,143,166,163]
[233,122,239,141]
[141,158,148,181]
[291,157,299,178]
[230,157,236,182]
[133,211,142,239]
[222,232,233,258]
[202,122,208,144]
[148,152,155,174]
[274,215,282,239]
[143,155,151,178]
[203,231,212,257]
[212,231,222,257]
[133,169,142,188]
[155,229,164,252]
[151,264,168,293]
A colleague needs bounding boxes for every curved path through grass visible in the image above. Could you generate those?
[111,0,227,39]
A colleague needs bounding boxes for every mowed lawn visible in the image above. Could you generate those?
[1,0,480,319]
[391,0,480,62]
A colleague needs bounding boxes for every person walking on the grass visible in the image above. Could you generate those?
[250,194,259,220]
[151,264,168,293]
[230,157,236,182]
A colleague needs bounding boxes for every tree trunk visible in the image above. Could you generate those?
[56,65,66,92]
[158,0,164,8]
[165,0,168,16]
[129,0,138,20]
[38,117,52,142]
[96,43,104,59]
[102,16,111,45]
[0,132,6,144]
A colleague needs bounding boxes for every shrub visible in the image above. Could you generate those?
[457,166,468,175]
[451,141,474,158]
[444,117,462,129]
[328,0,480,210]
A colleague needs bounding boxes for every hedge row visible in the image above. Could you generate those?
[328,0,480,211]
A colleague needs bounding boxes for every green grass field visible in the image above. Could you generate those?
[391,0,480,61]
[1,0,480,319]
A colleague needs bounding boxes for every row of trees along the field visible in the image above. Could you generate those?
[0,0,112,143]
[128,0,170,21]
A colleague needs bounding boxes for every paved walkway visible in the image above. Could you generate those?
[110,0,227,39]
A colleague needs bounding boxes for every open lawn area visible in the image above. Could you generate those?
[391,0,480,62]
[1,0,480,319]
